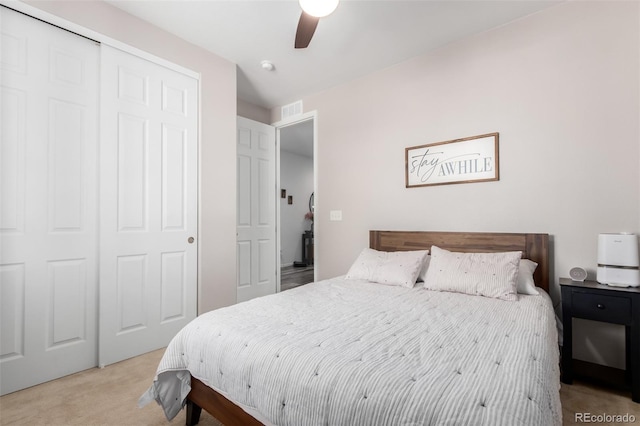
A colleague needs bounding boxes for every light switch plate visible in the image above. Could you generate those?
[329,210,342,221]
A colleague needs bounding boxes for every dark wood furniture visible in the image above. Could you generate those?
[302,231,314,265]
[186,377,262,425]
[560,278,640,402]
[370,230,549,291]
[184,230,550,425]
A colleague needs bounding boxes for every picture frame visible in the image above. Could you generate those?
[405,132,499,188]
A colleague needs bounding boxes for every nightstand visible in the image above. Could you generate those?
[560,278,640,402]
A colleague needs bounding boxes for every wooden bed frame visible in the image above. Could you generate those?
[369,230,549,292]
[184,230,550,425]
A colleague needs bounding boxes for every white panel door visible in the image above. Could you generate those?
[99,45,198,366]
[237,117,277,303]
[0,7,99,395]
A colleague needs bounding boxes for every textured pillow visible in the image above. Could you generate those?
[345,248,429,288]
[423,246,521,301]
[417,255,431,282]
[517,259,539,295]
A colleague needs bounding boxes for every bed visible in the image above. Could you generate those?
[140,230,560,425]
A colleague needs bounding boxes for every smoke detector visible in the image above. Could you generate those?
[260,60,275,71]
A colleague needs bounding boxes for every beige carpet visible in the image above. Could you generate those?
[0,349,221,426]
[560,379,640,425]
[2,348,639,426]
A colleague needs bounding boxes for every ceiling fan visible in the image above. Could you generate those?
[295,0,340,49]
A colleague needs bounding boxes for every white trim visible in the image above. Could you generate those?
[272,111,317,129]
[275,132,282,293]
[273,111,319,283]
[196,78,202,314]
[2,0,199,79]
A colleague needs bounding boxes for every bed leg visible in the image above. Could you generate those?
[185,400,202,426]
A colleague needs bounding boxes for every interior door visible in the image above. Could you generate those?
[99,45,198,366]
[0,7,99,395]
[237,117,277,302]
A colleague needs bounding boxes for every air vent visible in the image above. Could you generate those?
[281,100,303,119]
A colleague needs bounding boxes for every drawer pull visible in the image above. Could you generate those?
[597,303,605,309]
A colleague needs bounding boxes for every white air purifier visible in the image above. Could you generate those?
[597,233,640,287]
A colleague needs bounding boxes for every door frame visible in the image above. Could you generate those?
[272,111,318,288]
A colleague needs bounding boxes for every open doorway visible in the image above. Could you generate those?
[278,118,315,291]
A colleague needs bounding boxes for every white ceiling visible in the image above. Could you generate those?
[106,0,560,109]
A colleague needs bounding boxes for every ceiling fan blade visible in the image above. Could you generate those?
[295,11,319,49]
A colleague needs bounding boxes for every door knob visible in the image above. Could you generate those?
[188,237,195,244]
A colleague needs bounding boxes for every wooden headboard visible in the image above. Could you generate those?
[370,230,550,292]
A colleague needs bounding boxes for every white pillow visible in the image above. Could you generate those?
[423,246,521,301]
[517,259,539,295]
[345,248,428,288]
[417,255,431,282]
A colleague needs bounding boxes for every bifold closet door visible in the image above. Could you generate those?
[99,45,198,366]
[0,7,99,395]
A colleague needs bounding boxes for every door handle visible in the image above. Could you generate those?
[188,237,195,244]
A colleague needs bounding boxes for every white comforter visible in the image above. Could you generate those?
[141,277,561,425]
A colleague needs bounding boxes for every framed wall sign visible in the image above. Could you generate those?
[405,132,499,188]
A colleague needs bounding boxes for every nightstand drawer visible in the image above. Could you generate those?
[572,292,631,324]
